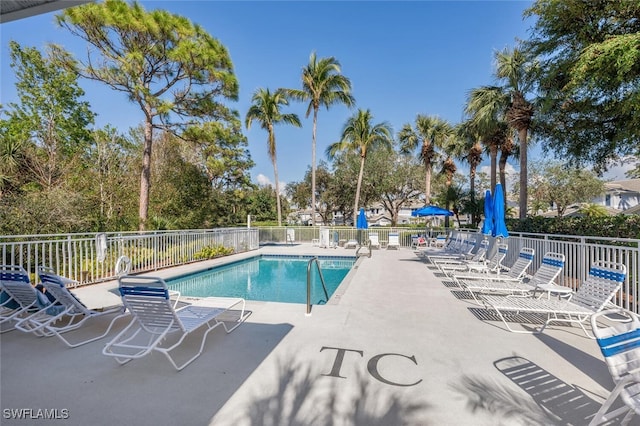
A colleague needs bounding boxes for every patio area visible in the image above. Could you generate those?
[0,243,629,425]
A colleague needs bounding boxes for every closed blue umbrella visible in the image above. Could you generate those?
[356,208,368,245]
[492,183,509,238]
[481,189,494,235]
[356,208,368,229]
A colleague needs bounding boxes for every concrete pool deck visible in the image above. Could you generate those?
[0,243,630,425]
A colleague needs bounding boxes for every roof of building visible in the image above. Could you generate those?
[605,178,640,194]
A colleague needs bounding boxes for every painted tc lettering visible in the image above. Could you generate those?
[320,346,422,387]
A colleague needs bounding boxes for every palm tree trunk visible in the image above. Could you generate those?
[273,159,282,227]
[311,107,319,226]
[139,117,153,231]
[353,154,366,225]
[490,144,498,193]
[425,162,432,205]
[469,164,477,226]
[518,128,528,219]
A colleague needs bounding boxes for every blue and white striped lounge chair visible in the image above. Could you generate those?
[387,232,400,250]
[14,266,125,347]
[589,308,640,425]
[483,261,626,337]
[369,232,380,249]
[451,247,534,287]
[452,248,539,304]
[0,265,52,333]
[103,276,249,371]
[436,239,490,276]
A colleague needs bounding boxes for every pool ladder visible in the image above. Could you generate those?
[306,257,329,315]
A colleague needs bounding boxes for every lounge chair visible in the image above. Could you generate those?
[0,265,52,333]
[589,308,640,425]
[425,235,483,264]
[387,232,400,250]
[433,234,448,248]
[435,239,490,275]
[103,275,249,370]
[412,236,428,250]
[482,261,626,337]
[369,232,381,249]
[14,266,125,347]
[344,239,358,249]
[451,247,535,288]
[459,250,564,306]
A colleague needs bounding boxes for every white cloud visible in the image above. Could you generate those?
[255,174,287,195]
[256,174,272,187]
[479,162,519,192]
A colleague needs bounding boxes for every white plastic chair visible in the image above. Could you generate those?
[387,232,400,250]
[103,276,249,370]
[589,308,640,425]
[483,261,626,337]
[0,265,51,333]
[14,266,125,347]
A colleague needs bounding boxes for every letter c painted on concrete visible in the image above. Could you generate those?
[367,353,422,387]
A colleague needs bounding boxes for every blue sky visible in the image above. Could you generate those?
[1,1,627,190]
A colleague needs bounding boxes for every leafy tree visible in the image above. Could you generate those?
[183,120,254,194]
[375,150,424,226]
[531,161,605,217]
[245,88,301,226]
[0,110,28,197]
[524,1,640,173]
[326,109,392,225]
[286,52,355,226]
[56,0,238,230]
[579,204,610,218]
[399,115,454,204]
[81,125,139,231]
[149,131,215,229]
[4,41,94,191]
[287,162,336,225]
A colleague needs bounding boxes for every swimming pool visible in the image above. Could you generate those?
[167,255,356,304]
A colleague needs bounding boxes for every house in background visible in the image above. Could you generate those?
[593,179,640,211]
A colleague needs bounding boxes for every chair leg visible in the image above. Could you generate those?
[588,375,638,426]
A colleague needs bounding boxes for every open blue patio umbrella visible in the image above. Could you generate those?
[356,208,368,244]
[481,189,494,235]
[411,205,454,217]
[492,183,509,238]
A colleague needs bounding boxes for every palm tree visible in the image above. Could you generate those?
[245,88,301,226]
[286,52,355,226]
[495,46,537,219]
[456,121,484,225]
[398,115,453,205]
[498,135,517,209]
[465,86,510,193]
[326,109,393,225]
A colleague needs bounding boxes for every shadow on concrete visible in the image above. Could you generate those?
[1,321,293,426]
[451,356,621,425]
[216,356,431,425]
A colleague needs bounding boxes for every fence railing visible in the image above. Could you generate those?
[1,226,638,313]
[0,228,259,286]
[259,226,640,313]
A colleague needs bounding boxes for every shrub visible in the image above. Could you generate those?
[193,245,234,260]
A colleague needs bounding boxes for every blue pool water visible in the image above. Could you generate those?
[167,255,356,304]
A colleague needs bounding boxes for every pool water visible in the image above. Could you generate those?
[167,255,356,304]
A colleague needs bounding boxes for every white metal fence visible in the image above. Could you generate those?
[0,228,258,286]
[2,226,638,313]
[260,226,640,313]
